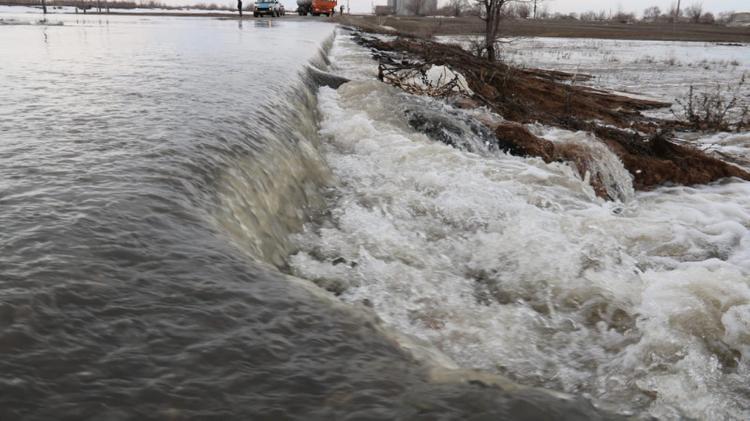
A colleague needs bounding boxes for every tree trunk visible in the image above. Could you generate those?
[42,0,47,14]
[481,0,507,61]
[486,42,496,61]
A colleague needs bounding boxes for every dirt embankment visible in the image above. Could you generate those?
[346,30,750,198]
[335,15,750,43]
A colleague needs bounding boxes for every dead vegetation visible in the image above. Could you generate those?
[673,77,750,132]
[350,32,750,197]
[377,62,473,97]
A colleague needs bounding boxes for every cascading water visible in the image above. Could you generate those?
[213,42,334,268]
[1,15,619,420]
[528,124,636,202]
[287,29,750,420]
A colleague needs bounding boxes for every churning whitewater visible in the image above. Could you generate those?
[1,16,620,420]
[287,30,750,420]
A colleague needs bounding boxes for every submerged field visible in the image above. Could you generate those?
[506,37,750,169]
[487,37,749,113]
[437,35,750,166]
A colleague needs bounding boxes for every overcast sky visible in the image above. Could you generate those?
[538,0,745,15]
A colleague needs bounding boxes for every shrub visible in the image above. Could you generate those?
[700,12,714,24]
[674,76,749,132]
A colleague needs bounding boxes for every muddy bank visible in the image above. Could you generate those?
[347,31,750,198]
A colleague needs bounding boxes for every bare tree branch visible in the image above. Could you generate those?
[474,0,532,61]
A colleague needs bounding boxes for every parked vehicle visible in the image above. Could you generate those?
[254,0,283,17]
[296,0,311,15]
[296,0,337,16]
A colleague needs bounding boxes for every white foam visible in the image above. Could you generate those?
[529,124,635,202]
[291,32,750,420]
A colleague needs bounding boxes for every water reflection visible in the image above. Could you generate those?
[254,17,275,28]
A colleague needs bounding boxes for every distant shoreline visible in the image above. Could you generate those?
[334,15,750,43]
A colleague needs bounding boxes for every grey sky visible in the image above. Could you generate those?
[545,0,746,15]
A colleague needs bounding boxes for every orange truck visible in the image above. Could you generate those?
[296,0,337,16]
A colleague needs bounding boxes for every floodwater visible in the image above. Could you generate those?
[0,14,617,421]
[3,13,750,421]
[290,33,750,420]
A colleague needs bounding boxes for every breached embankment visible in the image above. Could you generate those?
[285,26,750,420]
[210,32,630,420]
[1,17,640,419]
[345,31,750,199]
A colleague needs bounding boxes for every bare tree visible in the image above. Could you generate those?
[447,0,468,17]
[515,2,530,18]
[670,0,682,22]
[612,9,635,22]
[579,10,595,21]
[476,0,512,61]
[699,12,714,24]
[531,0,546,19]
[685,2,702,23]
[643,6,660,21]
[717,10,735,24]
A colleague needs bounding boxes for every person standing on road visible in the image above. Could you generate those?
[339,5,344,14]
[237,0,243,17]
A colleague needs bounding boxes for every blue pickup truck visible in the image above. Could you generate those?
[254,0,285,17]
